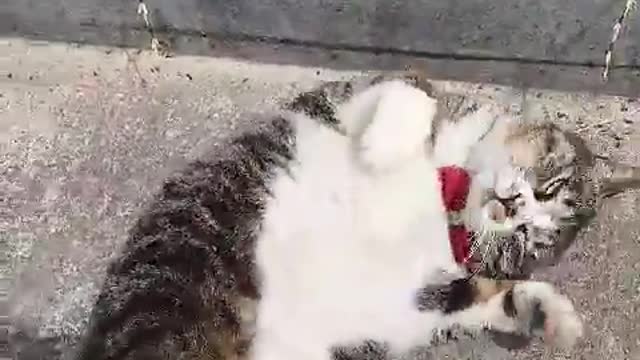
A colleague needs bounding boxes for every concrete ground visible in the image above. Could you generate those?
[2,37,640,359]
[3,0,640,96]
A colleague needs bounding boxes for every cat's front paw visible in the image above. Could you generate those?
[509,281,583,349]
[356,81,437,173]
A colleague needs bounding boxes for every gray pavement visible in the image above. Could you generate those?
[2,38,640,359]
[1,0,640,96]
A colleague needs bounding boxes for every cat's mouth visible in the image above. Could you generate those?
[470,214,560,279]
[469,194,539,278]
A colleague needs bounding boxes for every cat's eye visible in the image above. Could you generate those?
[539,176,569,200]
[534,190,555,202]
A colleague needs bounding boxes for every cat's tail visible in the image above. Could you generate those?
[72,282,211,360]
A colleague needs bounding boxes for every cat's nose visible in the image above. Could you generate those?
[496,196,519,217]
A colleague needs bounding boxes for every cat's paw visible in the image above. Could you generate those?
[433,105,499,167]
[458,105,498,142]
[356,81,437,173]
[510,281,583,349]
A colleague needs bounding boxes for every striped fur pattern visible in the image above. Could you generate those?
[74,117,294,360]
[73,74,585,360]
[465,121,599,279]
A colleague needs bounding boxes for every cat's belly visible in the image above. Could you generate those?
[254,244,442,356]
[254,133,455,353]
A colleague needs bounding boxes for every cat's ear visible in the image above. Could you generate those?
[598,161,640,199]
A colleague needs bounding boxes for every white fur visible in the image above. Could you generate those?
[433,106,497,167]
[356,81,437,173]
[251,81,582,360]
[432,108,533,238]
[511,282,583,349]
[443,110,569,249]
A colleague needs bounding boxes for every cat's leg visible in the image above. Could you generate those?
[443,277,583,349]
[337,80,438,173]
[433,105,501,167]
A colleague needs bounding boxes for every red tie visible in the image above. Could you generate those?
[437,166,472,265]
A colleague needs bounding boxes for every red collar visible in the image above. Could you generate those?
[437,166,472,266]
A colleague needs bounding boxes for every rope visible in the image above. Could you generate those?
[602,0,637,80]
[136,0,165,56]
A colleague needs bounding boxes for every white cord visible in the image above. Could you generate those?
[603,0,636,80]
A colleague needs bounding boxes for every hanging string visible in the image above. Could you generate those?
[602,0,637,80]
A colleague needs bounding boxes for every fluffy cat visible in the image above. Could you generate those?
[435,103,598,279]
[291,73,618,280]
[72,76,584,360]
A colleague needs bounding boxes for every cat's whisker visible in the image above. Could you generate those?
[465,226,500,278]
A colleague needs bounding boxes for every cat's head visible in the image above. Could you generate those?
[464,122,598,279]
[287,72,640,279]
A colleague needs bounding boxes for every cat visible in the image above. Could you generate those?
[291,73,640,281]
[436,100,599,280]
[72,75,585,360]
